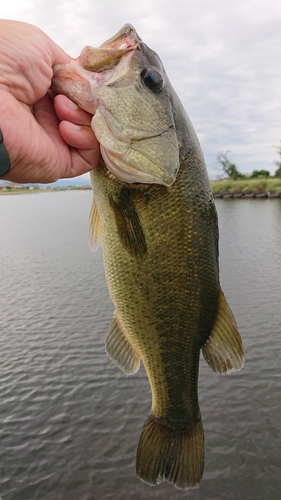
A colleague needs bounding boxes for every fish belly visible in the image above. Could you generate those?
[90,158,219,489]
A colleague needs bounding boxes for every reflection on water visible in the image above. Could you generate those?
[0,193,281,500]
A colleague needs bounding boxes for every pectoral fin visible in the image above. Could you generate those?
[89,201,102,252]
[109,188,147,256]
[202,289,244,374]
[106,313,141,374]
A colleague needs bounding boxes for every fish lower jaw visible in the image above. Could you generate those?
[101,147,175,186]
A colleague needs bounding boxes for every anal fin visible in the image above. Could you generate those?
[106,313,141,374]
[202,289,244,374]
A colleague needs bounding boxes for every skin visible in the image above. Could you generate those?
[0,20,100,183]
[52,25,217,488]
[51,25,244,489]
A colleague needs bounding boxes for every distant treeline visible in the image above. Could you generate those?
[217,149,281,180]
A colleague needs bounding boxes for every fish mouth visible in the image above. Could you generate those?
[51,25,179,187]
[98,23,141,51]
[51,25,139,114]
[52,24,139,89]
[79,24,140,73]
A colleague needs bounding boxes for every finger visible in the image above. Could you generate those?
[54,94,92,126]
[62,147,100,178]
[59,121,100,170]
[1,91,69,183]
[47,36,71,66]
[36,94,100,177]
[59,121,99,150]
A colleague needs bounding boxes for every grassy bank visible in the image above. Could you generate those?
[2,180,281,196]
[211,178,281,194]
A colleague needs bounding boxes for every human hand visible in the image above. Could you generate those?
[0,20,100,183]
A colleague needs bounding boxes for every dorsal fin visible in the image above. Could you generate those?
[89,200,102,252]
[202,289,244,374]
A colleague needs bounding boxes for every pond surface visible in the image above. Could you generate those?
[0,192,280,500]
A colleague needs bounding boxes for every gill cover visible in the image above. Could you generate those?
[52,24,180,186]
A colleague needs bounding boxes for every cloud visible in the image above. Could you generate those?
[4,0,281,177]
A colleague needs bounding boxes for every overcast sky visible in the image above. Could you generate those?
[2,0,281,178]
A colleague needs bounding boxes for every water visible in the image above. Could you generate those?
[0,192,280,500]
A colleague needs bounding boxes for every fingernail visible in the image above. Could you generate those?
[64,97,79,110]
[65,122,81,131]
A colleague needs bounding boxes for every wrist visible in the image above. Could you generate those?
[0,129,11,177]
[0,90,20,180]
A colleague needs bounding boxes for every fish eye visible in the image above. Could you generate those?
[141,68,163,93]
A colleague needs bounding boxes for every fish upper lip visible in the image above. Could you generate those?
[51,28,140,116]
[99,23,141,51]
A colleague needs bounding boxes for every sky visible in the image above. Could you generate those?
[2,0,281,178]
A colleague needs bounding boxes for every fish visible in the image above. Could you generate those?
[51,24,244,490]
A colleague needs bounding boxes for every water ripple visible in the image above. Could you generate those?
[0,194,280,499]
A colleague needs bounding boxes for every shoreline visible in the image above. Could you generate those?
[213,190,281,199]
[211,179,281,199]
[1,182,281,199]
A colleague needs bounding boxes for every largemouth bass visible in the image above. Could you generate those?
[52,24,244,490]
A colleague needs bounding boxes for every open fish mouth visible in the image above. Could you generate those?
[52,24,179,186]
[81,23,140,68]
[52,24,244,491]
[52,25,139,104]
[98,23,141,49]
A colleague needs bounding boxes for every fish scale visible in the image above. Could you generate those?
[51,23,244,490]
[90,157,217,458]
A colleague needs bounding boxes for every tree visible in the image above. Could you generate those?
[216,151,243,180]
[274,141,281,178]
[250,169,270,179]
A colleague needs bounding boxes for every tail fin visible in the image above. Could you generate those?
[136,414,204,490]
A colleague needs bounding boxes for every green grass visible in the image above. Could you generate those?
[210,178,281,193]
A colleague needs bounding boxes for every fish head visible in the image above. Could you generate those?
[52,24,179,186]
